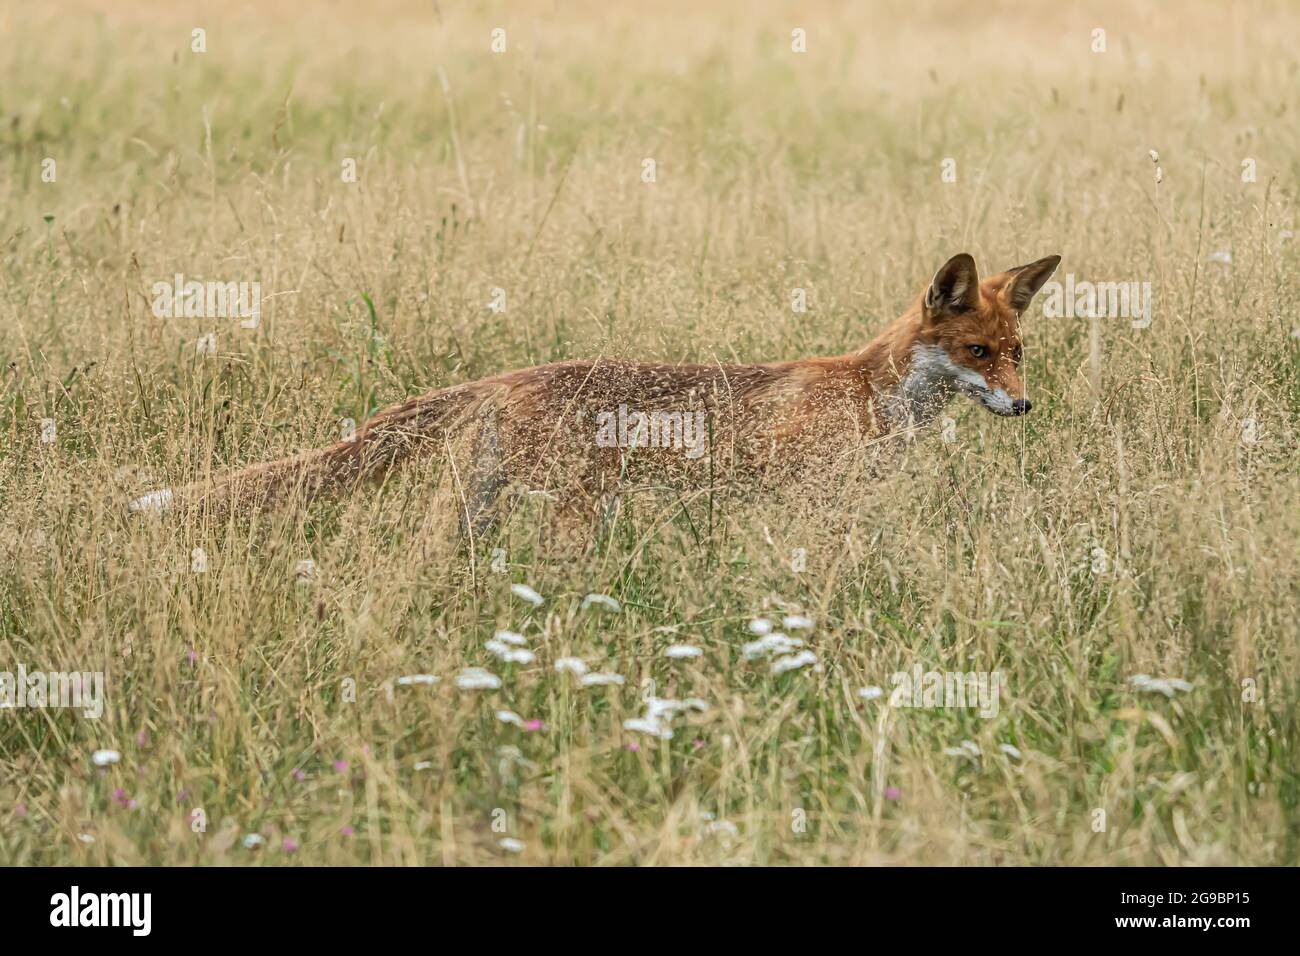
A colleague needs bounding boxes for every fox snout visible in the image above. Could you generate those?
[985,362,1031,416]
[961,377,1031,417]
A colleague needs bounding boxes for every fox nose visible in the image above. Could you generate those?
[1011,398,1032,416]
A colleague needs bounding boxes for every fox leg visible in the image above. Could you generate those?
[545,454,627,549]
[460,406,508,540]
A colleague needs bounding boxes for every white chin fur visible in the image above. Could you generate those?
[958,383,1015,416]
[888,344,1016,424]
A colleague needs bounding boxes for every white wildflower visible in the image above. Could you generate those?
[770,650,818,675]
[747,618,773,635]
[645,697,708,722]
[485,639,535,664]
[455,667,502,690]
[91,749,120,767]
[944,740,982,761]
[702,819,739,838]
[782,614,814,630]
[623,717,673,739]
[510,583,543,606]
[1130,674,1194,697]
[499,837,526,853]
[742,633,803,659]
[553,657,589,676]
[581,593,621,612]
[858,686,884,701]
[664,644,702,659]
[494,630,528,646]
[396,674,438,686]
[579,672,624,687]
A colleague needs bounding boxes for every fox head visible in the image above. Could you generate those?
[911,252,1060,417]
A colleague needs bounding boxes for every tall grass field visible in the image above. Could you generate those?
[0,0,1297,865]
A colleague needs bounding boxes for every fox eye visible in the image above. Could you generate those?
[968,344,988,359]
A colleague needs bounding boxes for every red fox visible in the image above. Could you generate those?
[129,253,1059,530]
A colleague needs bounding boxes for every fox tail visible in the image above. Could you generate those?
[127,384,484,516]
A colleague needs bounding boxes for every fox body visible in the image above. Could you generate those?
[129,253,1060,527]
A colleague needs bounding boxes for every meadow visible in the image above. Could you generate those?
[0,0,1297,865]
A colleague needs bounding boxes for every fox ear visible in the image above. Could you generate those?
[1002,255,1062,312]
[925,253,980,316]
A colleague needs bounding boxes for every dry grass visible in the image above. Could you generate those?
[0,0,1297,865]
